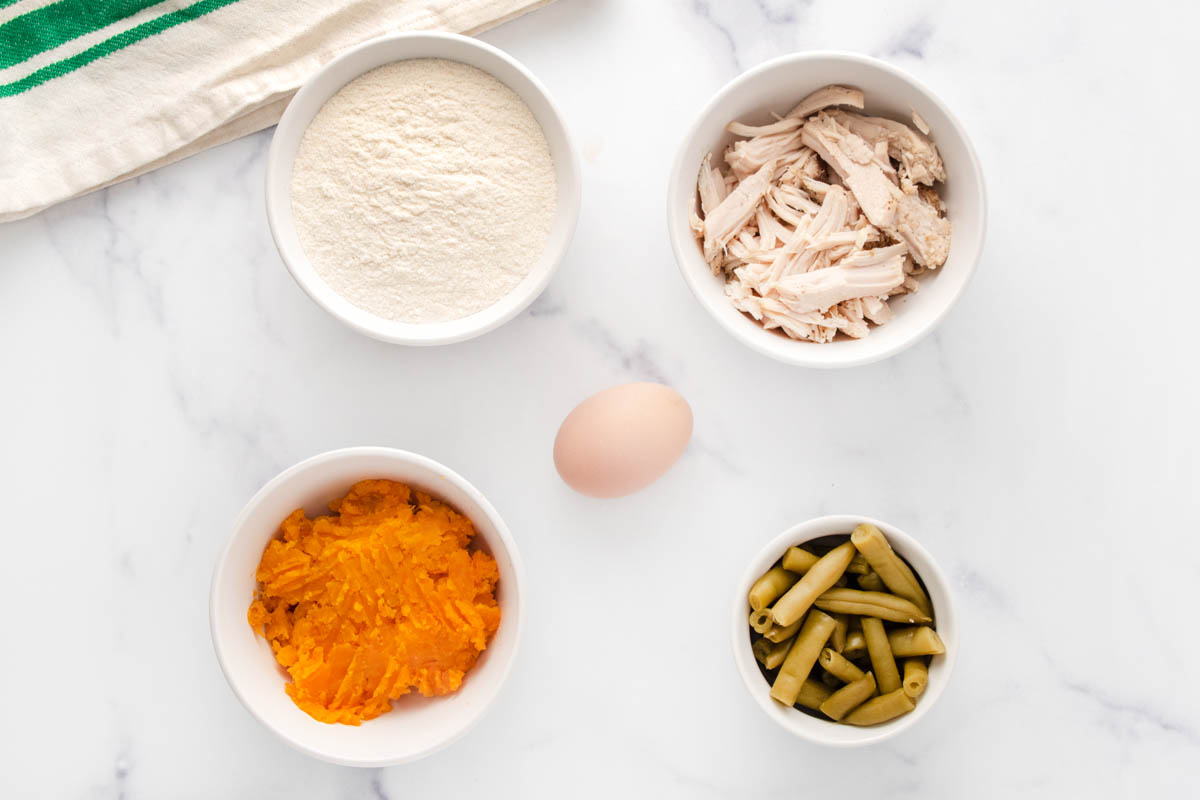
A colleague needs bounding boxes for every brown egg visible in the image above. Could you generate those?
[553,382,693,498]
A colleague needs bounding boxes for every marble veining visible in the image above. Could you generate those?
[1,0,1197,797]
[878,18,934,61]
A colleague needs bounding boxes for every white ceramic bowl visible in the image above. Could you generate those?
[210,447,524,766]
[266,32,581,345]
[731,515,957,746]
[668,51,987,368]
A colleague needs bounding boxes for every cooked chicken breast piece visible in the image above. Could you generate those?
[725,128,803,180]
[801,113,900,229]
[828,109,946,188]
[693,84,951,342]
[786,85,865,119]
[893,191,951,268]
[765,185,849,283]
[802,113,949,268]
[688,192,704,237]
[861,294,892,325]
[697,153,728,215]
[726,116,803,138]
[773,245,907,313]
[701,160,775,267]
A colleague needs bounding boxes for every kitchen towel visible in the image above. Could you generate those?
[0,0,551,222]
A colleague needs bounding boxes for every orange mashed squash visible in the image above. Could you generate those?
[247,479,501,725]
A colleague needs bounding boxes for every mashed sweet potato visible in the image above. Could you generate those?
[247,479,501,725]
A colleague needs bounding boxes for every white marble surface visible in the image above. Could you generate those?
[1,0,1196,796]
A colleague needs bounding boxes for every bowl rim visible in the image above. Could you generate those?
[667,49,988,369]
[730,514,958,746]
[265,31,582,346]
[209,446,525,766]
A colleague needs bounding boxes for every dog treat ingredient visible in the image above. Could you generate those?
[770,610,838,705]
[902,657,929,699]
[851,522,932,616]
[291,58,557,323]
[746,524,944,726]
[861,616,902,694]
[820,671,877,721]
[813,588,931,623]
[247,479,501,725]
[554,383,693,498]
[748,565,799,610]
[843,689,916,726]
[770,541,856,627]
[819,648,865,683]
[692,85,951,342]
[887,625,946,657]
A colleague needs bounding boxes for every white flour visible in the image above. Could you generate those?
[290,59,557,323]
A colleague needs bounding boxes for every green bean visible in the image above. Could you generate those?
[846,553,871,575]
[753,636,795,670]
[752,637,772,665]
[902,657,928,699]
[764,617,803,643]
[770,610,837,705]
[842,689,915,726]
[820,669,842,688]
[842,630,867,659]
[861,616,901,694]
[850,523,932,617]
[813,588,932,623]
[887,626,946,657]
[749,608,773,634]
[748,566,799,611]
[771,542,856,627]
[767,639,795,670]
[819,671,877,721]
[781,546,820,575]
[819,647,866,683]
[830,613,848,652]
[795,679,833,711]
[856,571,885,592]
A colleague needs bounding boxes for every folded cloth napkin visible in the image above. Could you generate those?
[0,0,550,222]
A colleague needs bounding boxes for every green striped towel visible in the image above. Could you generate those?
[0,0,551,222]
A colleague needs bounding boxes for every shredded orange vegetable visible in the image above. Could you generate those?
[247,479,500,725]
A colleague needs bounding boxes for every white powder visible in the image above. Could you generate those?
[290,58,557,323]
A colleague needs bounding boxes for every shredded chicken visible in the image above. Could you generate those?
[692,85,951,343]
[701,160,775,267]
[911,109,930,136]
[825,110,946,190]
[786,85,865,119]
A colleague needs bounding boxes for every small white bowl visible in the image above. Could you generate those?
[266,32,581,345]
[210,447,524,767]
[667,51,987,368]
[731,515,957,746]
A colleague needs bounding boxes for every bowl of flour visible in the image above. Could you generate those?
[266,32,581,345]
